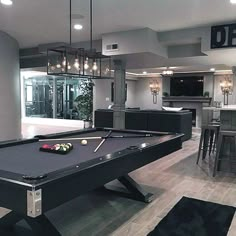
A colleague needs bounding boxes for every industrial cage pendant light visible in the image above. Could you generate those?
[47,0,111,79]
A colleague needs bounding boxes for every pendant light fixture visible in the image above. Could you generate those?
[47,0,111,79]
[162,67,174,76]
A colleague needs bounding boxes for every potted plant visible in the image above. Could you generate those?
[74,80,94,125]
[163,92,169,97]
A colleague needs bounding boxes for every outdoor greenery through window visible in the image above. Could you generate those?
[23,75,93,122]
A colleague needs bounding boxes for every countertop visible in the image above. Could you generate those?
[203,105,236,111]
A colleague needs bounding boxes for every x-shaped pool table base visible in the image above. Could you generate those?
[0,174,153,236]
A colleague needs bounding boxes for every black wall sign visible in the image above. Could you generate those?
[211,23,236,49]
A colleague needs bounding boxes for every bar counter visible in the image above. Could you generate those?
[203,105,236,173]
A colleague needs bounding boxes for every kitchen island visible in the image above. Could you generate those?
[203,105,236,174]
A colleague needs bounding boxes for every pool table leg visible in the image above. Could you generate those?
[0,211,61,236]
[24,214,61,236]
[103,174,154,203]
[118,175,154,203]
[0,211,22,230]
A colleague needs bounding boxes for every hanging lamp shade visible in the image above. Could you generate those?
[47,47,111,79]
[47,0,111,79]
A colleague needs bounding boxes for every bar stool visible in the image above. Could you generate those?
[196,124,220,165]
[213,130,236,177]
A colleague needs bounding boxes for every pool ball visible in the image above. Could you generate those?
[42,144,50,149]
[60,146,67,152]
[81,140,87,145]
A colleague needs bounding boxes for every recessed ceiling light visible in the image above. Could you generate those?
[230,0,236,4]
[74,24,83,30]
[143,71,147,74]
[210,68,215,72]
[1,0,13,5]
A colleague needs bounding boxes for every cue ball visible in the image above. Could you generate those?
[81,139,87,145]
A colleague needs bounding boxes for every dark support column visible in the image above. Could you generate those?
[113,60,126,129]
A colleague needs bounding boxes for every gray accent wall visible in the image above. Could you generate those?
[93,73,235,119]
[204,73,214,98]
[135,77,162,109]
[0,31,21,141]
[162,77,170,95]
[93,77,163,112]
[93,79,138,111]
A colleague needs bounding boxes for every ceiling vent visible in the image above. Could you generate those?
[106,43,119,51]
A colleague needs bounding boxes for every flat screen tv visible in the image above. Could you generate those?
[170,76,204,96]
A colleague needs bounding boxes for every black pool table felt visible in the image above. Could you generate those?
[0,131,165,177]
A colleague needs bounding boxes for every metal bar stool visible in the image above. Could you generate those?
[213,130,236,177]
[196,124,220,165]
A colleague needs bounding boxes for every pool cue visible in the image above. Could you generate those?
[110,134,153,138]
[38,136,102,142]
[94,130,112,153]
[38,132,170,142]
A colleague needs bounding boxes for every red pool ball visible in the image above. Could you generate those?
[42,144,50,149]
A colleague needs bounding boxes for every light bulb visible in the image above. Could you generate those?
[67,63,71,70]
[1,0,13,6]
[74,58,80,70]
[62,57,67,67]
[84,58,89,70]
[92,62,98,71]
[51,66,56,71]
[74,24,83,30]
[56,63,61,69]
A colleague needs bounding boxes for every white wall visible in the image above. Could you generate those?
[93,79,112,111]
[0,31,21,141]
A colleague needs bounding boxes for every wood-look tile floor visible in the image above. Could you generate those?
[1,131,236,236]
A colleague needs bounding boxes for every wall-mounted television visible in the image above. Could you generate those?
[170,76,204,96]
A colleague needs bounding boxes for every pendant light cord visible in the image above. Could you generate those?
[90,0,93,50]
[70,0,72,45]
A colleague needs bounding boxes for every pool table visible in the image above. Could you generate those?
[0,128,183,236]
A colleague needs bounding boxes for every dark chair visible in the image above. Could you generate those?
[213,130,236,177]
[196,124,220,166]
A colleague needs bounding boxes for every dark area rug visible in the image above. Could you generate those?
[148,197,235,236]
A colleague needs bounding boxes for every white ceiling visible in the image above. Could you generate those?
[127,64,232,76]
[1,0,236,48]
